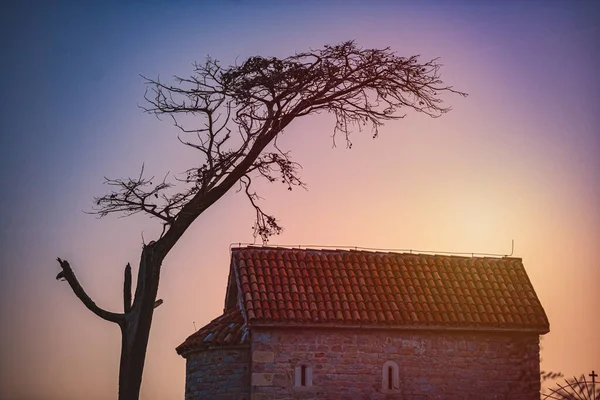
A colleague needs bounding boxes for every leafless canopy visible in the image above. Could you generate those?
[91,41,466,245]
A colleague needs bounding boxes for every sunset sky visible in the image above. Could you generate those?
[1,1,599,399]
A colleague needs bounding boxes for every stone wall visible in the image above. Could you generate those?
[184,346,250,400]
[250,327,540,400]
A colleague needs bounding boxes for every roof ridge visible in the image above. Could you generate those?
[229,244,520,260]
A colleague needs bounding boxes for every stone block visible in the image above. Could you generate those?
[252,372,274,386]
[250,393,274,400]
[253,350,274,363]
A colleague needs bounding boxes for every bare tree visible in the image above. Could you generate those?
[55,41,466,400]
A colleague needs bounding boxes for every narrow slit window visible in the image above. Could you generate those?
[301,365,307,386]
[294,364,312,387]
[382,361,399,392]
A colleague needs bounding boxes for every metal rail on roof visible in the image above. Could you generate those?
[229,239,515,258]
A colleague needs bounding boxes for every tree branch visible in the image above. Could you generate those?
[239,174,282,242]
[90,40,466,256]
[123,263,132,314]
[56,258,124,324]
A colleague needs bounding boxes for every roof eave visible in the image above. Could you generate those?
[177,343,251,358]
[247,321,550,335]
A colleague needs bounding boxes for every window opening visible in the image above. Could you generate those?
[294,364,312,387]
[301,365,307,386]
[382,360,399,392]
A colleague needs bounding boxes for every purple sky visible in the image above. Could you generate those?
[1,1,599,399]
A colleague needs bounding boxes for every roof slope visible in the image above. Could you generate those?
[230,246,549,333]
[176,308,248,356]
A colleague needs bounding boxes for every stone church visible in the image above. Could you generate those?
[176,246,549,399]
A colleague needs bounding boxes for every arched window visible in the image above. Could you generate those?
[294,364,313,387]
[382,361,399,392]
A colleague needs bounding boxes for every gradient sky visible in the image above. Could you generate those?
[1,1,599,399]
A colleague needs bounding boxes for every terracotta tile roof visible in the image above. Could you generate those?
[176,307,248,356]
[229,246,549,333]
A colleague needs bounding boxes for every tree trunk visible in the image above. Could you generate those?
[118,313,152,399]
[117,246,162,400]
